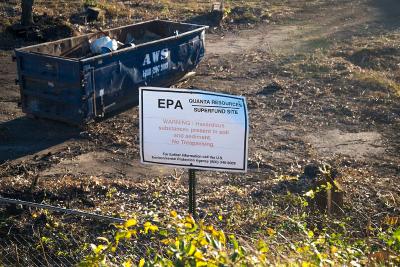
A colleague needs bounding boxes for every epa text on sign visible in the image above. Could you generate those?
[139,87,249,172]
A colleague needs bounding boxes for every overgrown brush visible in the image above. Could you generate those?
[79,209,400,266]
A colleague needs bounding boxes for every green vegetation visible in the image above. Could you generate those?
[80,208,400,266]
[77,167,399,266]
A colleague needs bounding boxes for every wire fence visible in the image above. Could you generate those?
[0,232,83,267]
[0,198,163,267]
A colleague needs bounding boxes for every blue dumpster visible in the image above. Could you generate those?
[14,20,208,125]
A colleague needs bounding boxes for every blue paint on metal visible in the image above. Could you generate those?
[15,20,208,125]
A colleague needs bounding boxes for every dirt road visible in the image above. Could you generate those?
[0,0,399,220]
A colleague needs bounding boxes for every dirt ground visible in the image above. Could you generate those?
[0,0,399,238]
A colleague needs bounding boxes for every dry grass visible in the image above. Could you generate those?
[0,0,302,30]
[352,69,400,96]
[342,33,400,96]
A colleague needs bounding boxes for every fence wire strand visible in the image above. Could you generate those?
[0,199,163,266]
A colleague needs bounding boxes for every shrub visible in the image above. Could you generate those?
[79,210,400,266]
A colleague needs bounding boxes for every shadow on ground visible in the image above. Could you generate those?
[185,11,222,27]
[370,0,400,28]
[0,116,80,163]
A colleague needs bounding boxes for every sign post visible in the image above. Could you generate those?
[188,168,196,217]
[139,87,249,218]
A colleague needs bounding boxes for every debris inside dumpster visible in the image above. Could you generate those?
[90,36,118,54]
[88,30,163,56]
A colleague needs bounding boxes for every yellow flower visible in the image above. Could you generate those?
[330,246,338,254]
[122,260,132,267]
[267,228,276,236]
[194,251,204,260]
[124,218,137,228]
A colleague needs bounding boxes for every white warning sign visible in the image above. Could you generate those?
[139,87,249,172]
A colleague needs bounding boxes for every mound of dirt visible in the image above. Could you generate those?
[228,6,270,24]
[8,14,76,42]
[347,47,400,71]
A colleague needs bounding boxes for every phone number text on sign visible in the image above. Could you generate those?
[139,87,249,172]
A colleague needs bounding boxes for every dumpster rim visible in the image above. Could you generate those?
[80,20,209,62]
[14,19,209,62]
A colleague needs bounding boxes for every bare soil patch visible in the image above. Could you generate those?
[306,129,384,160]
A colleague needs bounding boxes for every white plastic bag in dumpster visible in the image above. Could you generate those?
[103,38,118,52]
[90,36,118,54]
